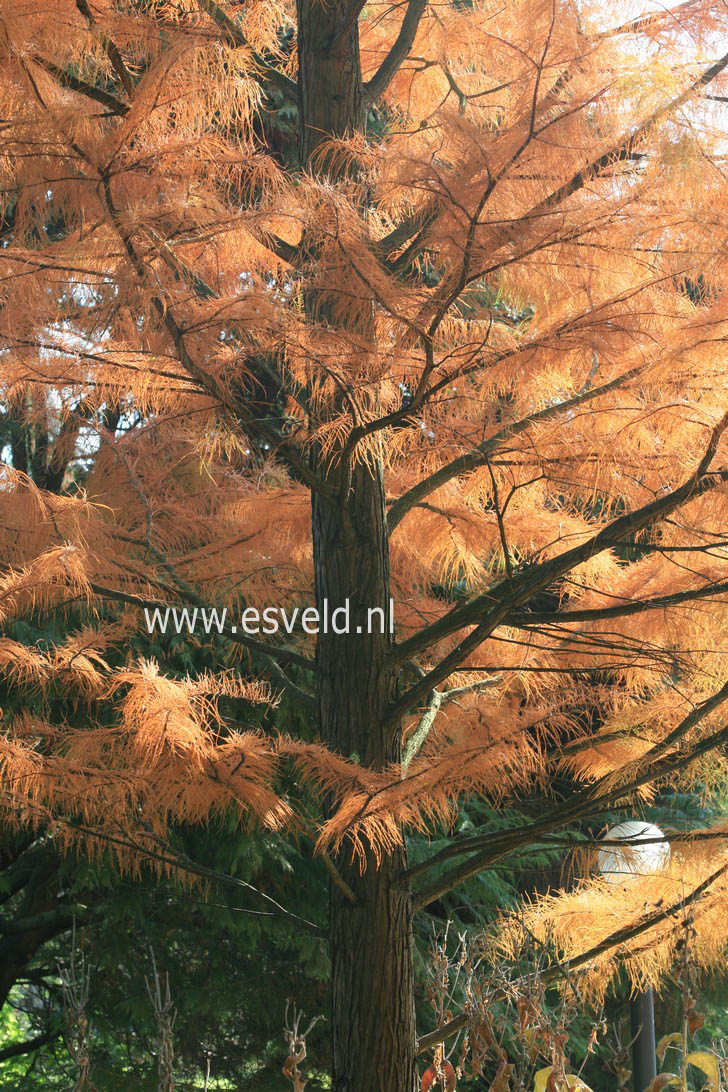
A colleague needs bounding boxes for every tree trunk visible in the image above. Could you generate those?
[297,4,417,1088]
[296,0,365,165]
[0,865,75,1010]
[312,464,417,1092]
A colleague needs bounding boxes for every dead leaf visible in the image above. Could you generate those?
[421,1059,457,1092]
[533,1068,593,1092]
[489,1059,515,1091]
[656,1033,682,1064]
[686,1050,721,1091]
[687,1008,705,1037]
[644,1076,682,1092]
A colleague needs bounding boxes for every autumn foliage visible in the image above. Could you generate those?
[2,0,728,1084]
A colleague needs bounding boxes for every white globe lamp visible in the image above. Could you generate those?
[597,821,670,885]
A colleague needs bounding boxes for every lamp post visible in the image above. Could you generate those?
[597,821,670,1092]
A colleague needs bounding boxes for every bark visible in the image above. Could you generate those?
[327,844,416,1092]
[297,3,417,1088]
[0,866,72,1009]
[296,0,365,165]
[312,462,416,1092]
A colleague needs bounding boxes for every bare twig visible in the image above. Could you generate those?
[402,674,503,769]
[146,949,175,1092]
[282,1001,325,1092]
[58,922,97,1092]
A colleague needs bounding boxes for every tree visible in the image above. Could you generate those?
[1,0,728,1087]
[0,825,331,1090]
[0,408,329,1089]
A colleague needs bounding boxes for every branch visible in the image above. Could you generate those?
[120,831,326,937]
[31,57,129,115]
[0,1030,62,1063]
[594,1,701,43]
[389,412,728,714]
[387,364,646,533]
[402,688,442,771]
[266,659,318,710]
[401,674,502,769]
[525,48,728,224]
[75,0,134,97]
[408,679,728,884]
[146,232,306,399]
[341,249,646,464]
[364,0,428,102]
[160,299,324,493]
[0,907,92,935]
[319,850,360,905]
[375,202,440,269]
[507,578,728,627]
[6,801,326,939]
[485,454,514,579]
[197,0,297,100]
[532,829,728,850]
[416,857,728,1054]
[98,172,327,495]
[393,48,728,321]
[408,679,728,907]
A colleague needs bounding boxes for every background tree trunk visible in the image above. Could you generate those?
[298,4,417,1087]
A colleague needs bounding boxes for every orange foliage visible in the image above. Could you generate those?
[0,0,728,994]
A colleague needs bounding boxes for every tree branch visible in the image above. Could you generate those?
[0,1029,62,1063]
[408,679,728,907]
[364,0,428,102]
[3,800,326,939]
[408,681,728,885]
[402,687,442,771]
[416,856,728,1054]
[98,171,327,495]
[197,0,297,100]
[387,363,647,532]
[75,0,135,97]
[593,1,695,42]
[266,659,318,710]
[319,849,360,905]
[389,412,728,714]
[524,48,728,225]
[31,56,129,115]
[375,202,440,268]
[387,47,728,317]
[507,578,728,627]
[0,906,90,934]
[401,674,502,769]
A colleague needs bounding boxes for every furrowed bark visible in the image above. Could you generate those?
[297,0,365,165]
[297,2,417,1088]
[312,460,416,1092]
